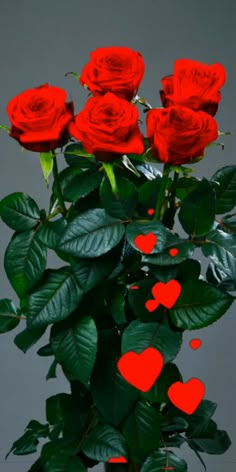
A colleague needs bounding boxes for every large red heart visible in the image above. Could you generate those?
[117,347,164,392]
[145,280,181,312]
[167,378,205,414]
[134,233,157,254]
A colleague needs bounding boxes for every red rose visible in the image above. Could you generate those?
[7,84,74,152]
[69,92,144,162]
[160,59,226,116]
[80,46,145,101]
[146,106,218,165]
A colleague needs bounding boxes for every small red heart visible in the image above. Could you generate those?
[134,233,157,254]
[117,347,164,392]
[147,208,155,215]
[108,456,128,463]
[151,280,181,309]
[189,339,202,350]
[145,298,160,312]
[129,285,139,290]
[167,378,205,414]
[169,248,179,257]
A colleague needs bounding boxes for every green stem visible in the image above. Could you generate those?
[153,165,171,221]
[52,152,67,216]
[102,162,119,199]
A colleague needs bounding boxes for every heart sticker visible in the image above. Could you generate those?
[169,248,179,257]
[167,378,205,414]
[145,279,181,312]
[147,208,155,215]
[189,339,202,350]
[108,456,128,463]
[117,347,164,392]
[134,233,157,254]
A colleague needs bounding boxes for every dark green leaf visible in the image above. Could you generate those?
[128,277,165,322]
[58,209,125,258]
[81,423,127,461]
[122,400,161,457]
[170,279,233,330]
[72,254,117,293]
[41,439,85,472]
[62,167,103,203]
[175,176,200,200]
[142,230,195,266]
[138,178,161,215]
[5,430,39,458]
[25,420,49,438]
[37,217,68,250]
[90,330,138,426]
[64,142,96,168]
[50,316,98,385]
[178,179,216,236]
[211,165,236,213]
[188,430,231,454]
[27,458,43,471]
[26,267,83,328]
[46,358,58,380]
[37,343,53,356]
[14,326,46,353]
[222,213,236,231]
[0,299,19,333]
[201,229,236,282]
[0,192,40,231]
[4,230,47,297]
[121,320,183,363]
[108,283,127,325]
[99,175,138,218]
[206,262,236,291]
[141,450,187,472]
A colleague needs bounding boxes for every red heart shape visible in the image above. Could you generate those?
[134,233,157,254]
[167,378,205,414]
[145,298,160,312]
[151,280,181,309]
[189,339,202,350]
[108,456,128,463]
[117,347,164,392]
[169,248,179,257]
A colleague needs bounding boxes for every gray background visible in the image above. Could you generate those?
[0,0,235,471]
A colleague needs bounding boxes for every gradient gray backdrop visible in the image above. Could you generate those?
[0,1,235,471]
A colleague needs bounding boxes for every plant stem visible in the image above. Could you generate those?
[153,164,171,221]
[52,151,67,216]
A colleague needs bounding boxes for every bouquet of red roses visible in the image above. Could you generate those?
[0,46,235,472]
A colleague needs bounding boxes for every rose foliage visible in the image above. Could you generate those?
[0,47,235,472]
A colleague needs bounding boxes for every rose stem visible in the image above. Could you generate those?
[153,164,171,221]
[52,151,67,216]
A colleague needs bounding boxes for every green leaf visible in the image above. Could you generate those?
[81,423,127,461]
[206,262,236,291]
[46,393,90,436]
[62,167,103,203]
[14,326,46,353]
[122,400,161,458]
[0,192,41,231]
[141,363,183,404]
[72,254,117,293]
[121,320,183,363]
[26,267,83,328]
[50,316,98,385]
[46,358,58,380]
[188,430,231,454]
[138,178,162,215]
[175,176,200,200]
[27,458,43,471]
[127,278,165,322]
[25,420,49,438]
[201,229,236,282]
[99,175,138,219]
[161,417,189,433]
[211,165,236,213]
[0,299,19,333]
[41,439,86,472]
[135,163,162,180]
[58,209,125,258]
[142,230,195,266]
[90,330,138,426]
[64,142,96,168]
[5,430,39,458]
[37,217,68,250]
[170,279,233,330]
[222,213,236,231]
[37,343,53,356]
[178,179,216,236]
[126,221,167,254]
[108,283,127,325]
[141,450,187,472]
[4,230,47,298]
[40,152,54,185]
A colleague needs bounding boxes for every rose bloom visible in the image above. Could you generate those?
[80,46,145,101]
[160,59,226,116]
[69,92,144,162]
[7,84,74,152]
[146,106,218,165]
